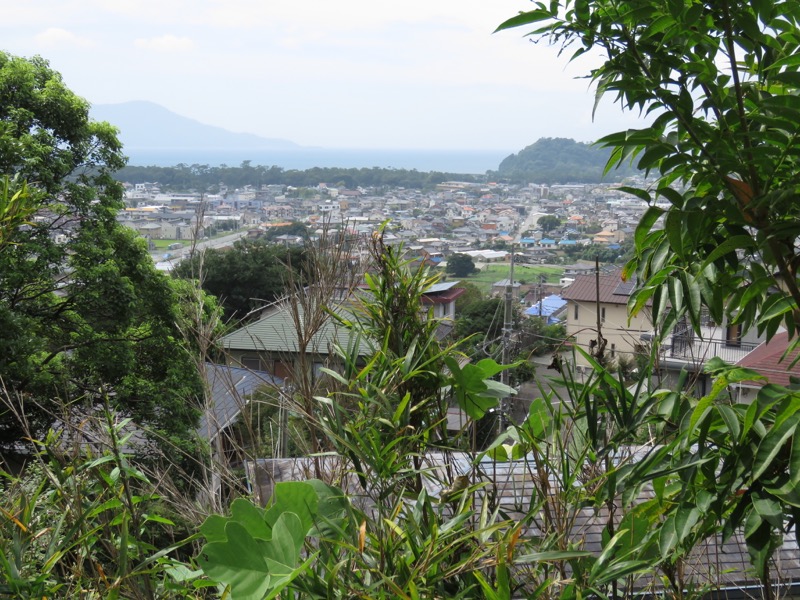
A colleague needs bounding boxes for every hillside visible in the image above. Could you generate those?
[91,101,299,151]
[493,137,638,184]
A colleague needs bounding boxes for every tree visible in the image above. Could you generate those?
[173,239,306,321]
[0,52,204,457]
[537,214,561,233]
[445,253,477,277]
[493,136,639,183]
[454,281,483,312]
[455,298,507,341]
[262,221,309,242]
[499,0,800,592]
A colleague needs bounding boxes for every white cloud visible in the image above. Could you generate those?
[34,27,95,48]
[134,35,195,52]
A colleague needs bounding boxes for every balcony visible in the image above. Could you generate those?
[668,323,758,366]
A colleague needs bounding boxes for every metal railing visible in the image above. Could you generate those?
[669,324,758,364]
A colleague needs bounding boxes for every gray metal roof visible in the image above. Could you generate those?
[198,364,282,442]
[426,281,460,294]
[245,450,800,591]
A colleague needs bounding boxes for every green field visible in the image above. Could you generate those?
[449,264,564,295]
[149,239,183,250]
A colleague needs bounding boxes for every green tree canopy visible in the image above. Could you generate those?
[455,298,508,341]
[445,253,477,278]
[499,0,800,587]
[537,214,561,233]
[0,52,203,456]
[493,137,638,183]
[173,239,306,322]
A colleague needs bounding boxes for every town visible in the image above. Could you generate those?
[4,0,800,593]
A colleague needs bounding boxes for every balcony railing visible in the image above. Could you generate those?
[669,324,758,365]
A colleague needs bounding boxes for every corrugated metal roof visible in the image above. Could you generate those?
[198,364,282,442]
[426,281,460,293]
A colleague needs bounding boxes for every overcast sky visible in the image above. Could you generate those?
[3,0,648,152]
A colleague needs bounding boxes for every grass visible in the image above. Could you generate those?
[150,239,184,250]
[450,264,564,295]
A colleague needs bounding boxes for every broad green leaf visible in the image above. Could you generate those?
[305,479,349,538]
[266,482,319,536]
[521,397,550,439]
[635,205,665,248]
[752,412,800,482]
[198,522,273,600]
[699,235,755,269]
[231,498,272,541]
[674,506,700,544]
[198,513,308,600]
[494,9,554,33]
[199,514,230,543]
[659,515,677,556]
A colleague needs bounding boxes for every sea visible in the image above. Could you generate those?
[123,147,511,175]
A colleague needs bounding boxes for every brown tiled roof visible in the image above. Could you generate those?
[736,331,800,387]
[560,268,636,306]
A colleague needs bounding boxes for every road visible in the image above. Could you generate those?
[152,231,247,270]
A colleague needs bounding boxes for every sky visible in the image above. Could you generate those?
[2,0,648,153]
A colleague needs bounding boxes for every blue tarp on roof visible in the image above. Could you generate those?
[524,294,567,323]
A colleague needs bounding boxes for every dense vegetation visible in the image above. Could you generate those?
[115,162,482,192]
[173,240,307,322]
[4,0,800,596]
[493,136,639,183]
[0,53,204,460]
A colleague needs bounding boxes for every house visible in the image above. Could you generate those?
[198,363,282,450]
[538,238,557,249]
[651,313,763,396]
[420,281,465,321]
[731,331,800,403]
[524,294,567,324]
[561,269,769,393]
[220,283,465,380]
[560,270,653,366]
[219,297,368,380]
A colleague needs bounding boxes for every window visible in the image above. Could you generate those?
[725,323,742,347]
[240,355,262,371]
[601,307,606,323]
[574,303,579,320]
[611,343,616,358]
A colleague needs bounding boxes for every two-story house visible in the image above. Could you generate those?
[560,269,653,366]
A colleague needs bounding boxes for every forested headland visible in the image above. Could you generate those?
[113,137,639,190]
[492,137,640,184]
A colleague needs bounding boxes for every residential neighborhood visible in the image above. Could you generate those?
[117,175,799,402]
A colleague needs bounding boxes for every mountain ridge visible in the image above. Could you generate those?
[91,101,300,151]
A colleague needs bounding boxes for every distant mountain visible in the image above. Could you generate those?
[493,137,638,184]
[91,101,300,151]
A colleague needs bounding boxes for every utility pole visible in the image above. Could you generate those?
[499,244,515,435]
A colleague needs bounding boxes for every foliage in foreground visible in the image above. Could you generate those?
[0,51,205,458]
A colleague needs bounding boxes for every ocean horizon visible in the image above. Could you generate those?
[122,147,511,175]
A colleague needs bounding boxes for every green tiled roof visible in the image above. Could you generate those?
[220,300,373,356]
